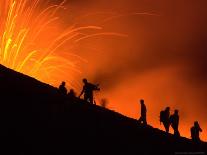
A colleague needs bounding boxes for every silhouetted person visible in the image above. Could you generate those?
[191,121,202,143]
[59,81,67,95]
[170,110,180,137]
[160,107,170,133]
[79,78,100,104]
[67,89,76,100]
[138,99,147,125]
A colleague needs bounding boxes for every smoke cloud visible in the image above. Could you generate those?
[53,0,207,140]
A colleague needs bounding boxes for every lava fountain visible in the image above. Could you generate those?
[0,0,113,88]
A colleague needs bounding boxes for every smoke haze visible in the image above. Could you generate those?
[52,0,207,140]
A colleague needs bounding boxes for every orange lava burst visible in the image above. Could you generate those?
[0,0,108,88]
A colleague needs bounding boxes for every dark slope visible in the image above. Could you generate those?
[0,65,206,155]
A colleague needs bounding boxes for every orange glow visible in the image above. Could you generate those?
[0,0,119,88]
[68,1,207,141]
[0,0,79,87]
[98,66,207,141]
[1,0,206,142]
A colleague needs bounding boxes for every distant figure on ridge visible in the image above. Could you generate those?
[170,109,180,137]
[67,89,76,100]
[191,121,202,143]
[138,99,147,125]
[79,78,100,104]
[160,107,170,133]
[59,81,67,95]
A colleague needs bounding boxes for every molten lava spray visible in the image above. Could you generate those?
[0,0,118,88]
[1,0,207,141]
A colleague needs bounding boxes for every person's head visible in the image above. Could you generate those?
[83,78,87,84]
[194,121,199,127]
[61,81,66,86]
[140,99,144,105]
[69,89,74,93]
[174,109,179,114]
[68,89,75,95]
[165,107,170,111]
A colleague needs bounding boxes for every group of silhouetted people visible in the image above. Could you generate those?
[58,79,203,143]
[160,107,180,137]
[137,99,203,142]
[58,81,76,100]
[58,78,100,104]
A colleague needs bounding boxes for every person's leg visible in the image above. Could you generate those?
[175,126,180,137]
[85,94,91,103]
[173,128,176,135]
[89,94,93,104]
[143,115,147,125]
[164,123,169,133]
[138,116,143,123]
[172,126,179,137]
[177,130,180,137]
[84,94,87,101]
[84,94,89,102]
[166,123,170,133]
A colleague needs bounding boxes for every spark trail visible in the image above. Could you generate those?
[0,0,106,88]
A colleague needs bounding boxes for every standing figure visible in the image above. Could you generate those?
[138,99,147,125]
[170,110,180,137]
[59,81,67,95]
[191,121,202,143]
[68,89,76,100]
[160,107,170,133]
[79,78,100,104]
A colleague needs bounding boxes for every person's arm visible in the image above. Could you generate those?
[95,84,100,90]
[79,87,84,97]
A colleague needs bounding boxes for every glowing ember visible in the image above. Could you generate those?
[0,0,107,88]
